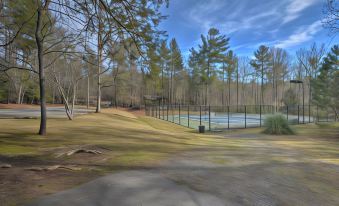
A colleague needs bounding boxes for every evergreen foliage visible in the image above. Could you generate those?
[312,45,339,120]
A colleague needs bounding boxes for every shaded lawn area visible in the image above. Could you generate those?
[0,108,339,205]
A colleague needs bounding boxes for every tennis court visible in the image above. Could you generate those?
[146,104,331,131]
[164,113,311,130]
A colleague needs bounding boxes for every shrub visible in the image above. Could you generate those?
[263,113,295,135]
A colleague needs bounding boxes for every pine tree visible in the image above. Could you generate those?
[312,45,339,120]
[224,50,237,106]
[188,48,203,104]
[198,28,229,105]
[146,43,161,95]
[159,40,170,101]
[250,45,271,106]
[169,38,183,104]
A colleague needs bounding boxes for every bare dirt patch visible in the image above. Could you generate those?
[0,164,97,205]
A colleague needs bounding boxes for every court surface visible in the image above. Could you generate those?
[163,113,313,129]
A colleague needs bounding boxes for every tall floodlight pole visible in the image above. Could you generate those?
[290,80,304,123]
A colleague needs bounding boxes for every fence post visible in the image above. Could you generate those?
[303,102,305,124]
[286,105,288,122]
[160,101,162,119]
[162,101,164,120]
[259,105,261,127]
[167,104,169,121]
[155,105,158,118]
[245,105,247,128]
[178,104,181,125]
[158,101,160,119]
[309,105,311,123]
[199,105,202,126]
[172,104,174,122]
[188,105,190,128]
[208,105,211,131]
[297,105,300,124]
[227,105,230,129]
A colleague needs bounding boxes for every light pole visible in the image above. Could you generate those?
[290,80,304,123]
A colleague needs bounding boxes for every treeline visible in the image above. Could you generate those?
[0,0,338,135]
[0,0,169,134]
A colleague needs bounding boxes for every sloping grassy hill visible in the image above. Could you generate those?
[0,108,224,205]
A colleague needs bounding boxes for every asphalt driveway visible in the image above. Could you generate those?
[0,107,93,119]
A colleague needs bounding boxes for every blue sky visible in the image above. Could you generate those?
[159,0,338,59]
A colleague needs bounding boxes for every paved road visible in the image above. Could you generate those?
[0,107,93,118]
[27,136,339,206]
[27,171,224,206]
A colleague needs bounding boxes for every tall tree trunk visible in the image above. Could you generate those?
[236,64,239,108]
[36,5,47,135]
[170,53,174,104]
[308,77,312,107]
[71,83,76,118]
[87,73,90,109]
[114,84,117,107]
[17,85,22,104]
[161,64,164,105]
[222,63,225,106]
[275,75,278,111]
[96,22,102,113]
[261,62,264,106]
[205,60,210,106]
[228,76,231,106]
[20,89,25,104]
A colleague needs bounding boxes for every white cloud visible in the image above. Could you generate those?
[219,10,279,34]
[183,0,323,52]
[187,0,227,32]
[186,0,321,35]
[187,0,282,35]
[283,0,319,23]
[275,20,322,48]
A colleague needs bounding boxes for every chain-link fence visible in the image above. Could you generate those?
[145,104,337,131]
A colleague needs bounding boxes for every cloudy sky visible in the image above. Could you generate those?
[159,0,337,58]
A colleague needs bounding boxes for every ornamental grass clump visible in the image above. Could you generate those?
[263,113,295,135]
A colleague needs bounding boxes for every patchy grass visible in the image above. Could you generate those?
[0,108,225,205]
[0,109,339,205]
[0,145,37,156]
